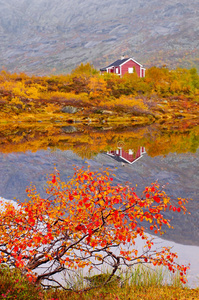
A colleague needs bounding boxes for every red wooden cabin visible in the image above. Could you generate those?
[100,57,145,77]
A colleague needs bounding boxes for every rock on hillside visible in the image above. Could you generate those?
[0,0,199,74]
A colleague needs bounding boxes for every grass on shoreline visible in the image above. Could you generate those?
[0,265,199,300]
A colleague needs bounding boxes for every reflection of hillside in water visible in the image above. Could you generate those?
[0,121,198,159]
[107,147,146,165]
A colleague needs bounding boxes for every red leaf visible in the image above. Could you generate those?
[47,233,53,240]
[52,176,56,184]
[88,229,93,235]
[28,218,35,226]
[153,196,161,203]
[13,246,18,252]
[75,224,85,231]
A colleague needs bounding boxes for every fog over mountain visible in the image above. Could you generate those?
[0,0,199,74]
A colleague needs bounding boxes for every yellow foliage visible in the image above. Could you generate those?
[112,95,148,110]
[88,76,109,99]
[44,103,60,113]
[10,97,24,107]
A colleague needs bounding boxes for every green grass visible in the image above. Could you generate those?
[0,265,198,300]
[0,265,43,300]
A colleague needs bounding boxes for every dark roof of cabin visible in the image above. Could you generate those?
[100,58,130,71]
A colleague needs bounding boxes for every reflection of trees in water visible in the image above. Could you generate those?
[0,121,198,158]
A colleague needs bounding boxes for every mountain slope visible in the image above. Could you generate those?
[0,0,199,74]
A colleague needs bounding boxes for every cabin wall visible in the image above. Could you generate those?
[121,60,141,77]
[141,68,145,77]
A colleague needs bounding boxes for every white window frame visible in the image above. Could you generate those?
[128,67,134,73]
[129,149,134,155]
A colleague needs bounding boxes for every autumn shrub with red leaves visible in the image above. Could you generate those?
[0,167,189,291]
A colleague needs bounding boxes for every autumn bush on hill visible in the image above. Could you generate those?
[0,167,189,291]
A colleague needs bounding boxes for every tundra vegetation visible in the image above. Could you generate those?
[0,264,199,300]
[0,63,198,125]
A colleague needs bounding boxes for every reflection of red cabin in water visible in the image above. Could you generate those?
[107,147,146,164]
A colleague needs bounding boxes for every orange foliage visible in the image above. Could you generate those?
[0,65,198,146]
[0,167,189,289]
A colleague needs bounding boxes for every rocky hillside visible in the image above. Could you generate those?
[0,0,199,74]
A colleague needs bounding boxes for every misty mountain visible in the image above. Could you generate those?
[0,0,199,74]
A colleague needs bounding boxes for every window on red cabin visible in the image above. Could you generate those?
[128,67,134,73]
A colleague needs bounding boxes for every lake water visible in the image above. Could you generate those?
[0,122,198,286]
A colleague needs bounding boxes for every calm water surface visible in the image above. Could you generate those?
[0,123,198,286]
